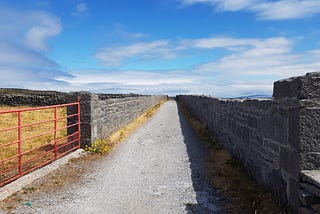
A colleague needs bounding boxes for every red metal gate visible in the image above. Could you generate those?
[0,99,80,187]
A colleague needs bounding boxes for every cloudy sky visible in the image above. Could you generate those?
[0,0,320,97]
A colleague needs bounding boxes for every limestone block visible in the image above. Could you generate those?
[273,72,320,99]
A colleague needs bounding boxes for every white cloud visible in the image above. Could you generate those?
[193,37,320,84]
[217,0,256,11]
[90,35,320,97]
[55,68,277,97]
[95,36,293,67]
[56,70,198,95]
[190,37,256,49]
[251,0,320,20]
[0,6,62,51]
[61,70,195,85]
[0,43,73,89]
[0,69,72,85]
[181,0,258,10]
[0,43,58,67]
[61,34,320,97]
[0,5,71,90]
[95,36,293,68]
[180,0,320,20]
[182,0,254,10]
[24,12,62,51]
[95,40,176,66]
[189,36,293,54]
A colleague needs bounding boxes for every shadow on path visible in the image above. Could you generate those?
[176,102,229,214]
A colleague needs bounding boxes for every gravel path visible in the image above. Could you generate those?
[12,100,224,214]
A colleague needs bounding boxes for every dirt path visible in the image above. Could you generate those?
[10,101,226,214]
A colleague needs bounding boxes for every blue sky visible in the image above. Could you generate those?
[0,0,320,97]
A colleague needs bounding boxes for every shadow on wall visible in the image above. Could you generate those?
[177,72,320,212]
[175,102,229,213]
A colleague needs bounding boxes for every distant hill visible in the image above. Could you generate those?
[235,94,272,99]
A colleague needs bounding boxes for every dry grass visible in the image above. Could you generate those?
[179,101,286,213]
[86,100,167,154]
[0,106,68,185]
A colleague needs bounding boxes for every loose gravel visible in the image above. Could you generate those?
[9,101,225,214]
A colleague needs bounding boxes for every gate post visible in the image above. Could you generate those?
[67,91,96,148]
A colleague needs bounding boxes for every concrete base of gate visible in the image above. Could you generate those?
[0,149,86,201]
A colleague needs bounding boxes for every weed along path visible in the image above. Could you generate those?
[7,100,226,213]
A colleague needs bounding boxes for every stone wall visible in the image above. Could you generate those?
[0,89,67,106]
[177,72,320,212]
[0,89,167,149]
[68,92,167,148]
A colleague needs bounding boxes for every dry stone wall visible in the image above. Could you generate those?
[0,89,67,106]
[68,92,167,148]
[0,89,167,149]
[177,72,320,212]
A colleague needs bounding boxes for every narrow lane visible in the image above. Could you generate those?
[13,100,224,214]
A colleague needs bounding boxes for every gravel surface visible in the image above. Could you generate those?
[0,149,86,201]
[11,101,225,214]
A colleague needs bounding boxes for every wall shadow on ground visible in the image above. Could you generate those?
[176,102,229,213]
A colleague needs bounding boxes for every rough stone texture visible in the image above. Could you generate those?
[0,94,67,106]
[298,100,320,170]
[68,92,167,147]
[273,72,320,99]
[177,95,300,210]
[0,88,68,106]
[177,72,320,212]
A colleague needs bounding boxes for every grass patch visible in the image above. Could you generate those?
[179,101,285,213]
[0,105,68,185]
[0,105,67,157]
[84,100,167,155]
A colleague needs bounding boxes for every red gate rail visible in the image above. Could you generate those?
[0,98,80,187]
